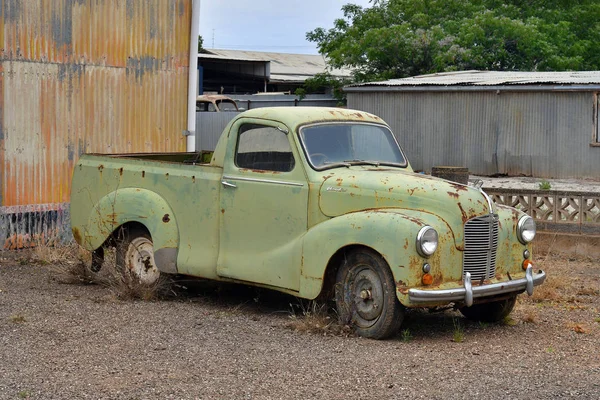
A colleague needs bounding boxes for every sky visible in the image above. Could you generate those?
[199,0,373,55]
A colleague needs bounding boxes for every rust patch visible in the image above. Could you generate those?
[162,214,170,223]
[408,188,416,196]
[396,280,409,294]
[457,202,469,224]
[447,191,459,199]
[192,175,196,183]
[350,184,359,188]
[165,173,169,179]
[72,227,82,244]
[98,164,104,171]
[221,208,225,214]
[353,112,365,119]
[336,178,343,186]
[118,167,123,176]
[450,183,468,192]
[403,238,409,250]
[142,171,145,178]
[388,187,394,192]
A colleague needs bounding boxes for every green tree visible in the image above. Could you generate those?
[198,35,204,52]
[295,72,352,105]
[307,0,600,82]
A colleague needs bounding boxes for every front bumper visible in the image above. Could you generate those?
[408,266,546,307]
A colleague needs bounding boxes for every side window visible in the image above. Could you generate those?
[235,124,295,172]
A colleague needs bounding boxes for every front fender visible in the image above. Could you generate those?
[299,209,453,300]
[80,188,179,273]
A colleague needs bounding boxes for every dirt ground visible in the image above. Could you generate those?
[0,245,599,400]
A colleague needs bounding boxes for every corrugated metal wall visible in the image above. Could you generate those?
[0,0,191,248]
[348,91,599,179]
[196,112,238,151]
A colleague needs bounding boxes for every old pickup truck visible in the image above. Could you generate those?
[71,107,546,339]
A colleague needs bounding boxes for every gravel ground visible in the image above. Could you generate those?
[0,250,599,400]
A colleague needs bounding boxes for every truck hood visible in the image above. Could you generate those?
[319,168,493,249]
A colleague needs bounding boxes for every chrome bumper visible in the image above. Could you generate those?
[408,266,546,307]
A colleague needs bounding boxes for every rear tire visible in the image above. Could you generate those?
[459,296,517,322]
[335,249,404,339]
[116,228,161,285]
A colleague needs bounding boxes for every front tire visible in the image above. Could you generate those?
[335,249,404,339]
[459,296,517,322]
[116,228,161,285]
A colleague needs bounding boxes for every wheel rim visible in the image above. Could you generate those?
[125,237,160,285]
[349,265,384,328]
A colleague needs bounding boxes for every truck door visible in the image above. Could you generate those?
[217,119,308,291]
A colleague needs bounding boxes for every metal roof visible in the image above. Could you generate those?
[199,49,352,82]
[346,70,600,91]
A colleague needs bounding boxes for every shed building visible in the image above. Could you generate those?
[198,49,352,94]
[0,0,193,249]
[346,71,600,180]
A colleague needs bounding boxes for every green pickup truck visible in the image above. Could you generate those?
[71,107,545,339]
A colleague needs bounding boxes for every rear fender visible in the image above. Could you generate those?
[82,188,179,273]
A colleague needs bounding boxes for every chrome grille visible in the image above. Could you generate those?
[463,215,499,281]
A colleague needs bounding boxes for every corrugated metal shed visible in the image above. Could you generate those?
[1,0,192,249]
[200,49,352,83]
[347,70,600,90]
[346,71,600,180]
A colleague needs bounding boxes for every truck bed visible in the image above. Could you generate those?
[87,151,214,165]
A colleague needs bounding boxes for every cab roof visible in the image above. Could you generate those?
[234,107,388,131]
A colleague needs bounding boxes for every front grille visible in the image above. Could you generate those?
[463,214,499,281]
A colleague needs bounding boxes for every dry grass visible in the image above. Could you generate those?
[521,310,538,324]
[568,323,590,334]
[286,300,352,337]
[33,244,96,285]
[9,314,26,324]
[34,243,175,301]
[528,251,598,305]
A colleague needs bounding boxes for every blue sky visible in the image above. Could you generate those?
[199,0,373,54]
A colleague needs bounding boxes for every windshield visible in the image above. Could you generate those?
[299,122,407,170]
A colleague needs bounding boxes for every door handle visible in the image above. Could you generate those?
[221,180,237,188]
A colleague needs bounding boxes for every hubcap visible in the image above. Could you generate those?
[125,237,160,285]
[351,267,384,327]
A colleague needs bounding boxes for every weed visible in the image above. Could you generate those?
[478,321,489,329]
[502,316,518,326]
[546,347,554,353]
[39,243,175,301]
[538,180,552,190]
[522,311,537,324]
[401,329,413,343]
[569,323,589,334]
[452,319,464,343]
[594,317,600,324]
[286,300,350,336]
[18,390,31,399]
[10,314,26,324]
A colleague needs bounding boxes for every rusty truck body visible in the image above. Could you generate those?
[70,107,545,339]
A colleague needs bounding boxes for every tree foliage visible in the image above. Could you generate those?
[295,73,352,105]
[307,0,600,81]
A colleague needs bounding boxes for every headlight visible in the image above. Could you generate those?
[517,215,536,244]
[416,226,438,257]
